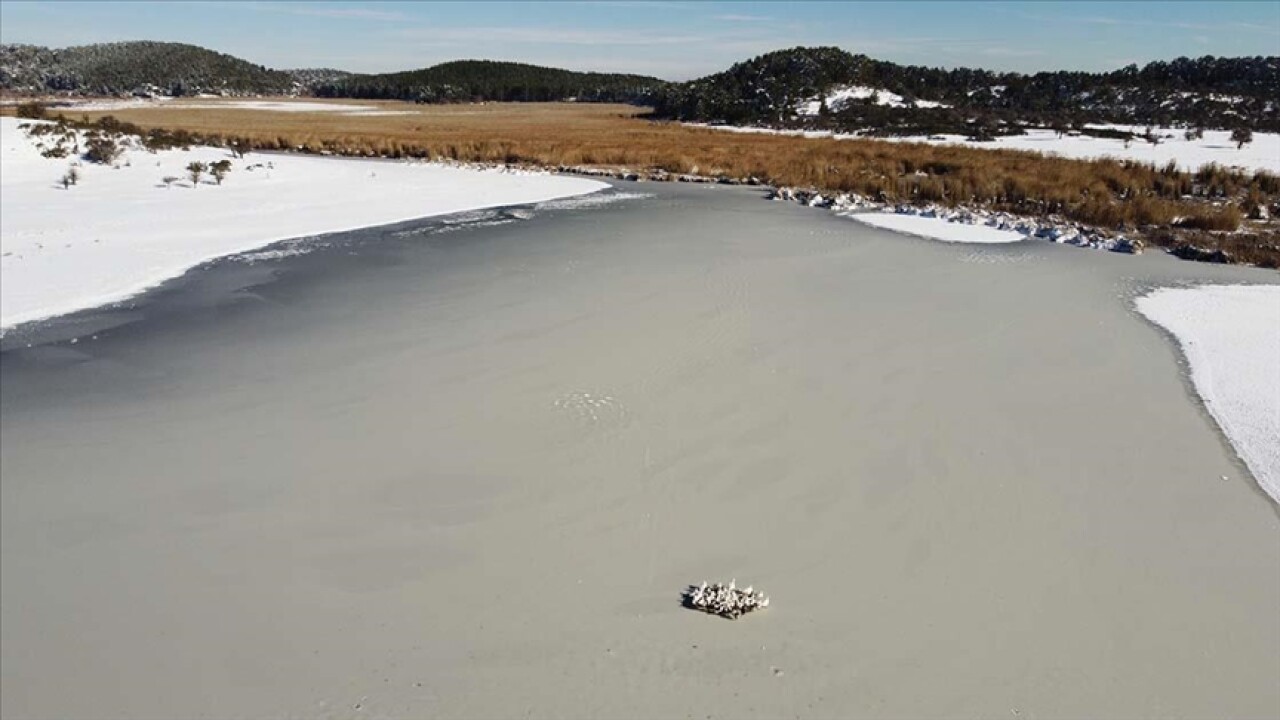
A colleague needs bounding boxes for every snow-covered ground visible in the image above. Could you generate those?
[797,85,948,116]
[174,100,379,113]
[0,117,607,330]
[883,126,1280,174]
[1136,285,1280,504]
[848,212,1024,244]
[689,123,1280,174]
[44,98,415,116]
[164,101,417,116]
[45,97,177,111]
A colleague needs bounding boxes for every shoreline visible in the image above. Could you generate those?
[552,169,1266,265]
[7,102,1274,269]
[0,188,654,350]
[0,190,629,338]
[0,117,609,332]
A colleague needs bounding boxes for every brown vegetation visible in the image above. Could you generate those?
[5,98,1278,266]
[1146,227,1280,267]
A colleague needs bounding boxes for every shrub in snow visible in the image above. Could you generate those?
[683,580,770,620]
[161,176,180,189]
[83,134,122,165]
[210,159,232,185]
[186,161,207,187]
[15,101,47,120]
[1232,127,1254,149]
[968,128,996,143]
[142,127,197,153]
[60,167,79,189]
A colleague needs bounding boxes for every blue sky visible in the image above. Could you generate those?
[1,1,1277,79]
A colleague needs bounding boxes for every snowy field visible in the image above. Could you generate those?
[1136,285,1280,504]
[884,126,1280,174]
[36,97,177,112]
[41,98,416,116]
[848,212,1024,244]
[691,123,1280,174]
[162,100,418,116]
[0,117,606,330]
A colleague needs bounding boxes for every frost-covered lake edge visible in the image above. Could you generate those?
[0,116,611,332]
[556,170,1156,252]
[1135,284,1280,506]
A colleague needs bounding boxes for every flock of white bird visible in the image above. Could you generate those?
[684,580,770,620]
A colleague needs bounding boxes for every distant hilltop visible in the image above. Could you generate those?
[0,41,666,103]
[2,41,1276,131]
[0,41,301,96]
[650,47,1280,133]
[310,60,666,105]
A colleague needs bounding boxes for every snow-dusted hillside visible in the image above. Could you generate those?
[0,117,607,330]
[0,41,296,96]
[654,48,1279,134]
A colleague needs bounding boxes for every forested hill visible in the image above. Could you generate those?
[311,60,666,104]
[0,43,666,104]
[4,40,1274,130]
[652,47,1280,133]
[0,41,296,96]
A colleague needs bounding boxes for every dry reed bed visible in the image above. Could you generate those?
[9,100,1279,266]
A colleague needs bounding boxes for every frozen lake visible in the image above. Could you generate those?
[2,182,1277,719]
